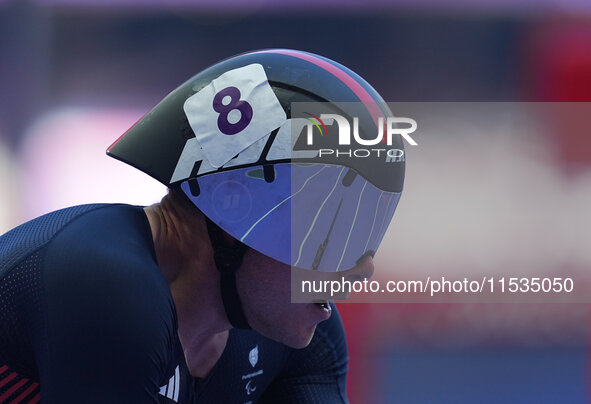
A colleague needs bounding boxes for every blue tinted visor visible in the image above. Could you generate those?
[181,163,400,271]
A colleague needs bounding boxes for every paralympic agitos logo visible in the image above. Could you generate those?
[303,113,418,162]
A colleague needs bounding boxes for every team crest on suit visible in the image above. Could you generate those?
[249,345,259,368]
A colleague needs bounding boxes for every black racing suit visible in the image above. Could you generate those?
[0,204,348,403]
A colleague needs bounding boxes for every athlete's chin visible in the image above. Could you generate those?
[281,324,317,349]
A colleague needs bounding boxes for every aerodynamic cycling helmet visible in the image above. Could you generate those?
[107,49,405,325]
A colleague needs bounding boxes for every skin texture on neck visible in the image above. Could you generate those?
[142,190,376,373]
[143,192,231,378]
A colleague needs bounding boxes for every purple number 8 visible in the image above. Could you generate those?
[212,86,253,135]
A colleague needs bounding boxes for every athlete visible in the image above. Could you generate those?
[0,49,404,403]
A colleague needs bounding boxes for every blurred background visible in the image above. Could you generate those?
[1,0,591,402]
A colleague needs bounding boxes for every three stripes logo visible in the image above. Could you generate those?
[158,366,180,403]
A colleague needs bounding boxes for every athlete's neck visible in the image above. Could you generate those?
[144,192,232,377]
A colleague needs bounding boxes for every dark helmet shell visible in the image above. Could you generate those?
[107,49,404,193]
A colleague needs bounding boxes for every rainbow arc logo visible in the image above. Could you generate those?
[304,112,329,137]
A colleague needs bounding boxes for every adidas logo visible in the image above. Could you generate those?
[159,365,180,402]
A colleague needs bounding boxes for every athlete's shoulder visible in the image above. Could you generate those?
[44,204,156,266]
[0,203,154,265]
[0,204,110,278]
[7,205,180,401]
[41,203,172,314]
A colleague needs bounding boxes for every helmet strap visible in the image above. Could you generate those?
[204,217,251,330]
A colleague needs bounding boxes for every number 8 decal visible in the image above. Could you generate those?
[213,86,254,135]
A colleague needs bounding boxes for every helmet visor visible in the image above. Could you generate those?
[180,163,400,271]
